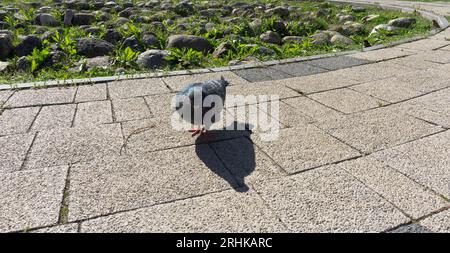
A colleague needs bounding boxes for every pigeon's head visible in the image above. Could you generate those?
[219,76,229,87]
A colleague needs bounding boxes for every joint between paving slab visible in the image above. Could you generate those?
[71,187,237,225]
[249,182,292,232]
[19,131,38,171]
[58,165,72,224]
[26,106,43,133]
[337,164,415,220]
[70,104,78,128]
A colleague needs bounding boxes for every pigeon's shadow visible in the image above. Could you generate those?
[195,121,255,192]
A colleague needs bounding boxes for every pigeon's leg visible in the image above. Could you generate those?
[188,128,202,137]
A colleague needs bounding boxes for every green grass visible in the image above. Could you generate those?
[0,0,434,85]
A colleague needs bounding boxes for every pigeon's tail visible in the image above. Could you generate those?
[220,76,230,87]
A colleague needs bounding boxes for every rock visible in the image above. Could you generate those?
[119,8,133,18]
[167,35,213,54]
[310,32,330,46]
[249,18,262,33]
[370,24,398,36]
[15,35,42,57]
[0,34,13,60]
[352,6,366,12]
[337,14,354,23]
[151,21,166,31]
[0,61,9,73]
[104,1,118,9]
[173,2,195,16]
[142,34,160,49]
[116,17,129,26]
[43,51,67,68]
[115,67,126,75]
[265,6,289,18]
[85,56,111,70]
[64,9,74,26]
[136,49,169,69]
[103,29,123,44]
[330,34,353,45]
[76,38,114,58]
[388,17,416,28]
[39,13,59,26]
[255,45,275,56]
[260,31,281,44]
[123,36,143,52]
[85,27,102,35]
[213,42,233,58]
[73,13,96,26]
[16,56,31,72]
[282,36,304,44]
[362,14,380,23]
[344,23,364,35]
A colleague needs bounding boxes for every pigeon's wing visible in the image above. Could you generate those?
[175,82,203,110]
[200,80,227,103]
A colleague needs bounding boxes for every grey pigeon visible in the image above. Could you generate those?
[175,76,229,136]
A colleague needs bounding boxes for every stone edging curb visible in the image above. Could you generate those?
[0,0,448,91]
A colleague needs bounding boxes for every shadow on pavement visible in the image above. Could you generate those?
[195,121,255,192]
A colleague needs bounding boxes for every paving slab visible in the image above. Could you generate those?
[351,48,416,62]
[163,71,249,91]
[31,104,76,131]
[276,71,361,94]
[144,93,176,120]
[389,223,433,233]
[24,124,123,170]
[80,189,286,233]
[419,209,450,233]
[0,107,40,135]
[395,68,450,93]
[68,145,236,221]
[319,108,443,153]
[75,83,107,102]
[74,100,112,126]
[270,62,328,77]
[223,104,281,134]
[210,137,285,186]
[396,88,450,128]
[31,223,79,233]
[397,39,450,51]
[108,78,170,99]
[389,54,442,70]
[372,130,450,199]
[418,50,450,64]
[121,117,249,154]
[282,96,345,124]
[0,90,13,106]
[350,77,425,103]
[307,56,372,71]
[0,133,35,173]
[232,67,292,82]
[309,88,385,114]
[258,101,313,128]
[333,62,415,83]
[339,156,448,219]
[112,97,151,122]
[253,125,360,174]
[0,166,68,233]
[253,165,408,232]
[4,87,76,108]
[226,82,299,104]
